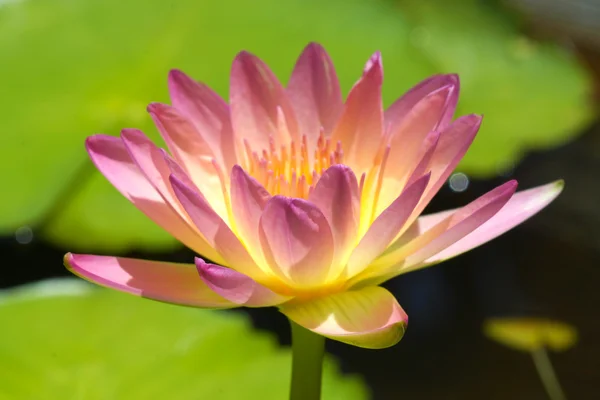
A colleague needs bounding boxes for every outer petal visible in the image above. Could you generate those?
[401,180,518,267]
[308,165,360,279]
[147,103,228,219]
[167,69,237,169]
[230,165,271,264]
[352,180,518,287]
[376,85,458,215]
[407,114,482,223]
[417,180,564,265]
[196,258,291,307]
[85,134,223,263]
[330,52,383,173]
[230,51,299,151]
[259,196,334,287]
[347,173,430,276]
[404,131,441,187]
[385,74,458,133]
[287,43,343,146]
[120,128,201,221]
[169,174,268,280]
[64,253,234,308]
[280,286,408,349]
[374,130,440,217]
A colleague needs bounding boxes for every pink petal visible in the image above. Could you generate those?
[308,165,360,279]
[230,51,299,151]
[404,180,518,266]
[393,114,482,234]
[259,196,334,287]
[415,114,482,210]
[385,74,458,133]
[120,128,193,218]
[347,173,430,276]
[354,180,518,286]
[280,286,408,349]
[229,165,271,263]
[287,43,343,146]
[404,130,441,186]
[169,174,266,280]
[330,52,384,173]
[374,130,441,217]
[419,180,564,265]
[147,103,228,219]
[64,253,234,308]
[85,134,223,263]
[196,258,290,307]
[378,84,458,213]
[167,69,237,169]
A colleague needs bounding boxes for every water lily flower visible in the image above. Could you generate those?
[484,317,576,400]
[64,43,562,350]
[484,317,577,353]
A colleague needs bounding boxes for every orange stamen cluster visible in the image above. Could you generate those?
[243,132,344,198]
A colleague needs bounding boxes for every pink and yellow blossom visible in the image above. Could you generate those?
[65,43,563,349]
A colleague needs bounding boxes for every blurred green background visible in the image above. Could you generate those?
[1,0,599,399]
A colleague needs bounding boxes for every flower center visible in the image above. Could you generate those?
[242,133,344,198]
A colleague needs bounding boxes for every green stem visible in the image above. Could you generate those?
[531,347,567,400]
[289,321,326,400]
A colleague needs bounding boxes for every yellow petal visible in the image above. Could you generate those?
[280,286,407,349]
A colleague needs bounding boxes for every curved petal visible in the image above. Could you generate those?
[287,42,343,146]
[196,258,291,307]
[64,253,234,308]
[378,114,482,241]
[230,165,271,264]
[167,69,237,169]
[308,165,360,279]
[259,196,334,287]
[376,85,457,216]
[230,51,299,151]
[280,286,408,349]
[347,173,430,276]
[401,180,518,268]
[120,128,197,220]
[85,134,223,263]
[352,180,518,287]
[387,84,455,156]
[147,103,228,219]
[374,130,440,217]
[169,174,267,280]
[404,131,441,186]
[408,114,482,222]
[385,74,458,133]
[330,52,383,173]
[419,180,564,265]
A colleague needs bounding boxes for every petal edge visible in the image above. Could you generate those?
[65,253,234,308]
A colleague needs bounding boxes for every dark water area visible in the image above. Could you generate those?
[3,119,599,399]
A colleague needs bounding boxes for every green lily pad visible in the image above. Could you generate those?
[0,279,368,400]
[0,0,593,251]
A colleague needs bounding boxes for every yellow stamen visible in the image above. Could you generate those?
[243,130,344,199]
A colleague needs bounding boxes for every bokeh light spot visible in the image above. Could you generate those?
[448,172,469,193]
[15,226,33,244]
